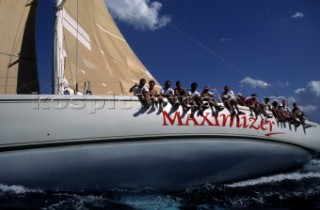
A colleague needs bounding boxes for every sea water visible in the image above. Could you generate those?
[1,159,320,210]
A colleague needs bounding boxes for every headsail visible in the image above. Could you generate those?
[0,0,39,94]
[0,0,159,95]
[56,0,160,95]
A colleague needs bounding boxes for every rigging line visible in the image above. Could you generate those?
[0,52,35,61]
[62,13,105,93]
[3,0,29,93]
[62,29,74,88]
[169,23,248,77]
[10,0,27,61]
[264,83,279,97]
[16,78,39,93]
[169,24,281,97]
[76,0,79,92]
[60,6,74,87]
[251,73,280,97]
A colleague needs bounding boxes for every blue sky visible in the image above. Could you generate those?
[105,0,320,123]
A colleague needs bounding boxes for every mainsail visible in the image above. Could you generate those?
[56,0,160,95]
[0,0,159,95]
[0,0,39,94]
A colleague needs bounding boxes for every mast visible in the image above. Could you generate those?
[54,0,67,95]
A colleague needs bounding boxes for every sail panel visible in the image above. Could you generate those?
[62,0,159,95]
[0,0,38,94]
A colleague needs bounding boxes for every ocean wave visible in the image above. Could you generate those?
[43,194,106,210]
[304,158,320,172]
[226,158,320,188]
[1,158,320,210]
[119,194,181,210]
[0,183,43,194]
[226,172,320,188]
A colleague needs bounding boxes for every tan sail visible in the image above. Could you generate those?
[0,0,38,94]
[61,0,160,95]
[0,0,159,95]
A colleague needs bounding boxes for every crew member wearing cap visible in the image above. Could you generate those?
[201,86,224,114]
[236,93,246,106]
[245,93,270,118]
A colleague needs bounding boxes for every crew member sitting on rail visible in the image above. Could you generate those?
[236,93,246,106]
[201,86,224,114]
[148,80,159,108]
[245,93,271,119]
[292,102,306,124]
[280,101,301,125]
[188,82,202,111]
[174,81,189,110]
[221,85,244,116]
[280,99,292,116]
[271,100,287,121]
[129,78,150,107]
[245,93,259,117]
[263,97,272,111]
[159,80,175,108]
[271,100,300,125]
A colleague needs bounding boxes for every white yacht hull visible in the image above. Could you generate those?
[0,95,319,191]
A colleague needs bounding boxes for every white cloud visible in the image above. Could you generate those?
[276,80,290,87]
[104,0,171,30]
[239,77,269,89]
[309,81,320,97]
[294,88,305,95]
[300,105,317,113]
[294,81,320,97]
[293,81,320,123]
[219,38,231,42]
[291,12,304,19]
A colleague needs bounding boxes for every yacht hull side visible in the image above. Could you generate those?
[0,138,311,191]
[0,95,319,191]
